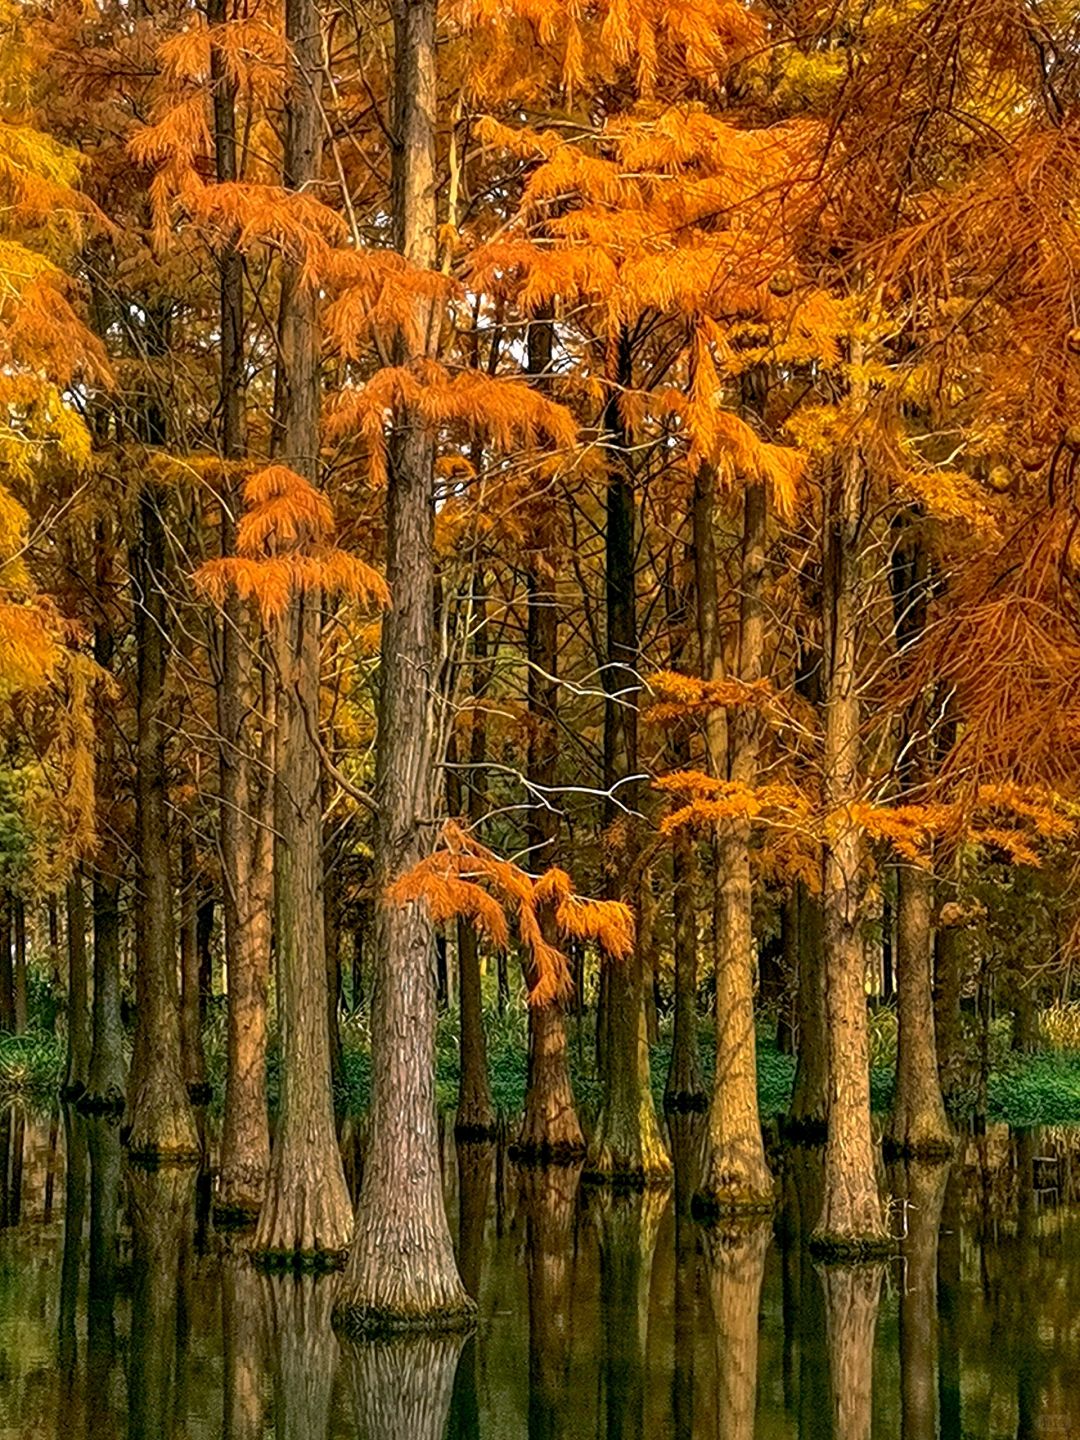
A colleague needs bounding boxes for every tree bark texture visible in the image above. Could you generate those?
[64,871,90,1097]
[252,0,352,1258]
[334,0,473,1330]
[587,328,669,1184]
[696,476,772,1211]
[887,864,952,1156]
[125,485,199,1162]
[345,1333,466,1440]
[812,441,888,1256]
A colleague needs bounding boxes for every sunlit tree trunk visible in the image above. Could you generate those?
[698,479,773,1212]
[812,435,888,1256]
[64,870,90,1098]
[587,328,670,1184]
[334,0,473,1329]
[252,0,353,1258]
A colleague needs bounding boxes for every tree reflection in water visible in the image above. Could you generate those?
[820,1262,884,1440]
[892,1159,950,1440]
[345,1331,467,1440]
[704,1217,770,1440]
[261,1270,340,1440]
[522,1158,582,1440]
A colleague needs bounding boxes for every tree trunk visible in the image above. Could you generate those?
[250,0,353,1259]
[0,898,11,1030]
[334,0,473,1331]
[789,880,829,1137]
[887,864,952,1156]
[64,870,90,1098]
[587,327,669,1184]
[451,574,495,1139]
[704,1219,770,1440]
[696,476,772,1212]
[518,315,583,1159]
[811,437,888,1257]
[887,515,950,1157]
[179,826,209,1101]
[777,888,797,1055]
[125,484,199,1162]
[12,896,26,1032]
[209,0,273,1223]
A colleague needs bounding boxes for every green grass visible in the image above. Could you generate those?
[10,1002,1080,1131]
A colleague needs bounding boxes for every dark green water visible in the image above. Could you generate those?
[0,1107,1076,1438]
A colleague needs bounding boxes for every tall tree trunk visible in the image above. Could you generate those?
[451,575,495,1139]
[0,898,11,1030]
[334,0,473,1330]
[179,825,209,1101]
[587,328,669,1183]
[84,540,126,1112]
[933,918,964,1112]
[517,313,583,1161]
[12,897,26,1032]
[811,436,888,1256]
[698,479,773,1212]
[126,483,199,1162]
[64,870,90,1098]
[210,0,273,1223]
[788,881,829,1135]
[252,0,352,1258]
[887,519,950,1157]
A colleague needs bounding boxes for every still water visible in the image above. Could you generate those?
[0,1106,1075,1438]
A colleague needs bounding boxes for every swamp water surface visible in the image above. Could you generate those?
[0,1107,1076,1438]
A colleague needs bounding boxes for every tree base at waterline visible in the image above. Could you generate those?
[779,1113,828,1145]
[76,1085,126,1117]
[453,1118,498,1143]
[508,1136,587,1166]
[251,1247,349,1274]
[808,1230,896,1263]
[333,1294,478,1340]
[663,1089,708,1114]
[881,1131,955,1162]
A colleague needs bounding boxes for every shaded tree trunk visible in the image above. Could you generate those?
[587,328,669,1184]
[812,438,888,1256]
[125,482,199,1162]
[517,317,583,1157]
[698,479,772,1212]
[64,870,91,1098]
[334,0,473,1330]
[251,0,352,1258]
[179,826,209,1101]
[887,863,952,1156]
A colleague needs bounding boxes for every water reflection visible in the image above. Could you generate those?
[0,1111,1079,1437]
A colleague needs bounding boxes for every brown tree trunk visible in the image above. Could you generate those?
[179,826,209,1101]
[587,328,669,1184]
[518,316,583,1159]
[887,863,952,1157]
[64,870,91,1098]
[777,887,797,1055]
[12,896,26,1033]
[334,0,473,1330]
[789,880,829,1136]
[84,592,126,1113]
[210,0,273,1224]
[887,518,950,1157]
[820,1263,884,1440]
[125,484,199,1162]
[704,1219,770,1440]
[696,475,772,1212]
[450,574,495,1139]
[933,919,964,1111]
[252,0,352,1259]
[0,899,11,1030]
[811,439,888,1256]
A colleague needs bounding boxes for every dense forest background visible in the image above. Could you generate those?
[2,0,1080,1324]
